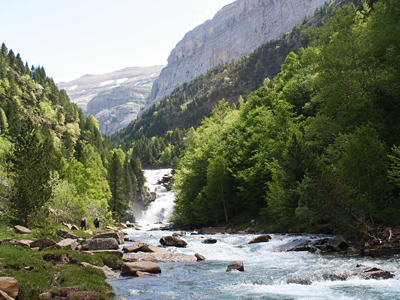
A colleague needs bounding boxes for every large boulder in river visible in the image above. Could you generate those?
[248,235,272,244]
[0,277,18,298]
[227,261,244,272]
[82,238,119,250]
[121,261,161,276]
[159,236,187,247]
[202,238,217,244]
[123,242,148,253]
[93,231,124,244]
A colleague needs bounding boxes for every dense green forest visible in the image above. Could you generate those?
[171,0,400,233]
[0,43,146,226]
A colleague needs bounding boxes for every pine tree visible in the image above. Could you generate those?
[108,152,127,220]
[9,118,52,225]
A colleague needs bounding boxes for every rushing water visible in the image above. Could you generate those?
[109,170,400,300]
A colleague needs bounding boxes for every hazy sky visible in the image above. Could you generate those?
[0,0,235,83]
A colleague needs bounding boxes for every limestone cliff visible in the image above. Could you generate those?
[57,66,164,135]
[144,0,328,112]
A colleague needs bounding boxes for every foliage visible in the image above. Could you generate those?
[173,1,400,232]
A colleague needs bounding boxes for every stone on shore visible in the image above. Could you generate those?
[56,238,78,250]
[80,262,119,278]
[57,229,80,240]
[82,238,119,250]
[172,231,186,237]
[123,242,148,253]
[121,261,161,276]
[123,252,197,263]
[0,277,18,298]
[160,236,187,247]
[93,231,125,244]
[227,261,244,272]
[14,225,32,235]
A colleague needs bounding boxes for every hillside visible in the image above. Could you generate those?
[144,0,329,112]
[112,0,355,144]
[57,66,164,135]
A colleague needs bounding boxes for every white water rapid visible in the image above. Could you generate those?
[108,169,400,300]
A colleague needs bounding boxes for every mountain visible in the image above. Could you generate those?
[112,0,355,144]
[143,0,329,113]
[57,66,164,135]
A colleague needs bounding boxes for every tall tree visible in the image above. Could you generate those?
[108,151,127,220]
[9,119,52,225]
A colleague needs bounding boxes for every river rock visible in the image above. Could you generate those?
[226,228,237,234]
[360,267,395,280]
[123,242,148,253]
[56,229,80,240]
[327,236,349,251]
[248,235,272,244]
[172,231,186,237]
[190,231,199,235]
[141,245,168,253]
[202,238,217,244]
[82,238,119,250]
[121,261,162,276]
[0,277,18,298]
[83,250,123,258]
[80,262,119,278]
[14,225,32,234]
[123,252,197,262]
[195,253,205,261]
[56,238,78,250]
[136,271,158,277]
[277,239,312,252]
[93,231,124,244]
[160,236,187,247]
[198,227,227,234]
[227,261,244,272]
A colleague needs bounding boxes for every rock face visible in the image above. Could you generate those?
[144,0,328,112]
[57,66,164,135]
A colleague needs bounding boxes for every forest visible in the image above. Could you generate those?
[0,42,146,228]
[171,0,400,233]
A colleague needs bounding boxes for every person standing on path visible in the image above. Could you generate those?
[80,216,87,231]
[94,218,100,232]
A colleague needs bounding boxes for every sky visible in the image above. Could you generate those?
[0,0,235,83]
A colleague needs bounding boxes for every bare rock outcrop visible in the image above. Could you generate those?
[144,0,328,112]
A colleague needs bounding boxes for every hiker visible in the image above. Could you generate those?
[94,218,100,232]
[80,216,87,231]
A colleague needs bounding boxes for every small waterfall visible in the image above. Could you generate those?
[138,169,175,224]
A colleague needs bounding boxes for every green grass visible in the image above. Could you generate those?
[0,243,122,299]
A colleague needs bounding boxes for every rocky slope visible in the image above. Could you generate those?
[57,66,164,135]
[143,0,328,113]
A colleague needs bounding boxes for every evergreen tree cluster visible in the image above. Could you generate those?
[0,43,145,225]
[172,0,400,233]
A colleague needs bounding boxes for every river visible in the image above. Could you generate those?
[108,169,400,300]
